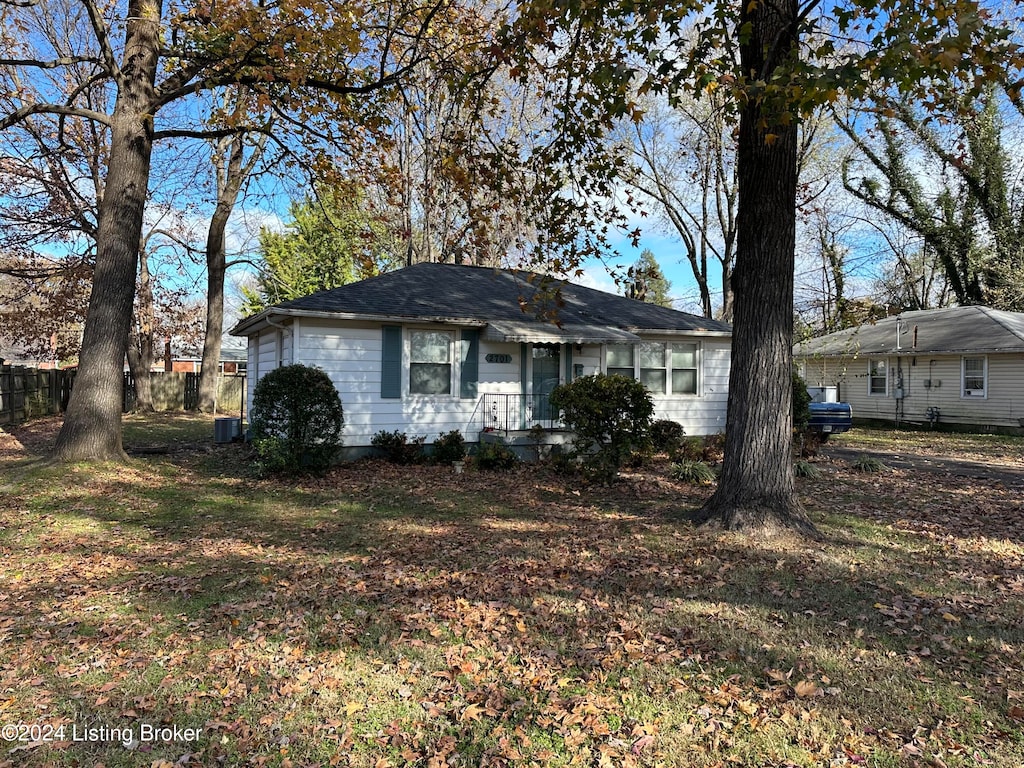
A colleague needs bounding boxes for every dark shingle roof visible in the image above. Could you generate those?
[231,262,731,340]
[795,306,1024,356]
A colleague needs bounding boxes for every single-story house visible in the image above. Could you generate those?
[230,262,732,453]
[795,305,1024,432]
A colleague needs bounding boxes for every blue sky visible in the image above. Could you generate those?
[573,234,711,315]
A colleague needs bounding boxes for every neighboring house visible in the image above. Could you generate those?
[230,262,732,452]
[0,343,66,370]
[165,346,247,374]
[795,306,1024,432]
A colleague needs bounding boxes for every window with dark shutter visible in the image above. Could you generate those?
[381,326,402,398]
[460,329,479,399]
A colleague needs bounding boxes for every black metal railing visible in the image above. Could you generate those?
[480,392,562,433]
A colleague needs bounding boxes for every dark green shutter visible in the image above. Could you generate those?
[460,329,480,399]
[520,344,528,430]
[564,344,573,383]
[381,326,402,398]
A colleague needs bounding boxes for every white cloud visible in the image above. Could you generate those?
[572,262,624,295]
[226,207,284,255]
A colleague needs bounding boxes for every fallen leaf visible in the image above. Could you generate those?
[344,701,365,716]
[794,680,821,698]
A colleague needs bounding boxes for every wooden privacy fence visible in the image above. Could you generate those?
[0,365,70,426]
[1,365,246,427]
[123,372,243,412]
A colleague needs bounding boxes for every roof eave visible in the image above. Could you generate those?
[797,346,1024,357]
[230,307,489,336]
[628,328,732,338]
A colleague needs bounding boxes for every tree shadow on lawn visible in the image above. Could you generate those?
[6,449,1022,765]
[7,509,1021,765]
[34,452,1024,659]
[16,468,1024,667]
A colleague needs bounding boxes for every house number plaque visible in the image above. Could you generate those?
[485,353,513,364]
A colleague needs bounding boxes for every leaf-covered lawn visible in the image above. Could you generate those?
[0,419,1021,767]
[835,428,1024,470]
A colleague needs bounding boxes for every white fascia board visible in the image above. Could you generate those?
[230,308,487,337]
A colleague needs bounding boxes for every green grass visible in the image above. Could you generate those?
[852,454,887,472]
[0,416,1021,767]
[833,426,1024,459]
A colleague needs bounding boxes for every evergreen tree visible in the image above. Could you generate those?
[627,249,674,308]
[243,187,397,313]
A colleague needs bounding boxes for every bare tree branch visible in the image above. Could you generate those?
[76,0,121,81]
[152,125,273,141]
[0,55,100,68]
[0,103,112,131]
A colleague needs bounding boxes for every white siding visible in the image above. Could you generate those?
[573,345,602,378]
[568,338,729,436]
[296,320,519,447]
[799,352,1024,430]
[246,336,257,419]
[241,321,734,446]
[650,337,730,435]
[478,342,521,393]
[246,329,286,420]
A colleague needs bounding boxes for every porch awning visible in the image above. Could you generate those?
[483,320,641,344]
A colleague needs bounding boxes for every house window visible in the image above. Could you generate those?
[671,343,698,395]
[606,344,635,379]
[410,330,453,395]
[868,359,887,395]
[639,342,666,394]
[605,341,701,394]
[961,356,987,397]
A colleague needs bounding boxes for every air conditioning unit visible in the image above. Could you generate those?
[215,417,241,443]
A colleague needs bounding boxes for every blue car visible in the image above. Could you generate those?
[808,401,853,436]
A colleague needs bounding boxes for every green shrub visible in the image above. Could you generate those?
[670,436,705,462]
[670,460,717,485]
[794,460,821,479]
[671,433,726,464]
[249,364,344,474]
[852,454,886,473]
[792,368,813,434]
[432,429,467,464]
[549,451,578,476]
[626,445,654,468]
[371,430,426,464]
[549,373,655,483]
[700,432,726,463]
[650,419,686,453]
[475,440,518,471]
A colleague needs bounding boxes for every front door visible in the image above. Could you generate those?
[531,345,560,425]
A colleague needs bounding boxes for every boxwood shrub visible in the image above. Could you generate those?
[249,364,344,474]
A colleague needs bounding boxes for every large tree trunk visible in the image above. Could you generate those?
[197,128,251,413]
[697,0,818,536]
[127,250,156,412]
[51,0,162,462]
[126,329,155,412]
[195,260,226,413]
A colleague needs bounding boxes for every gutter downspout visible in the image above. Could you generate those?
[266,316,293,367]
[248,317,293,431]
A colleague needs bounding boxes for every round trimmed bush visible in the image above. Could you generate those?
[249,364,344,474]
[550,373,654,482]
